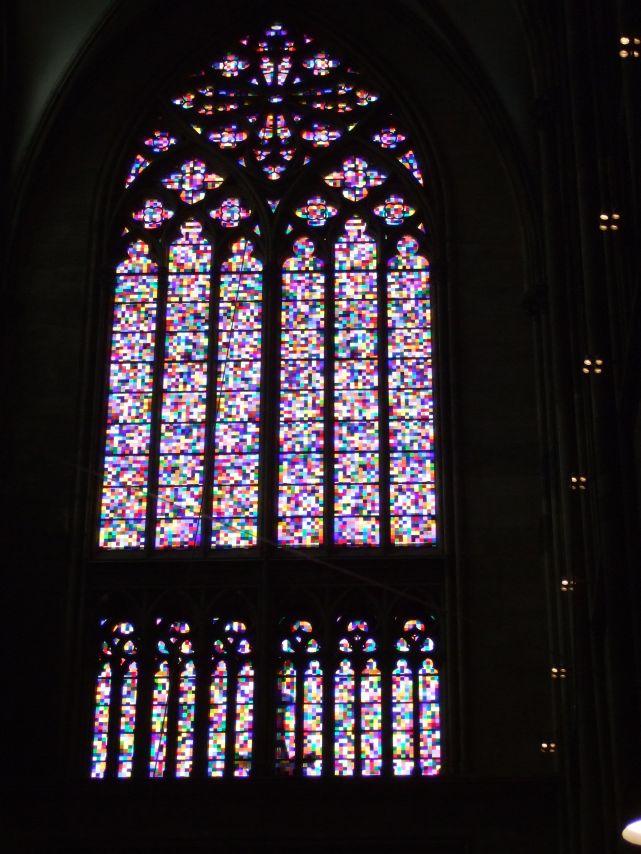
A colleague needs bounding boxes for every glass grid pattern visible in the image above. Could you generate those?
[117,662,138,777]
[234,663,255,777]
[334,659,355,775]
[303,660,323,776]
[90,623,138,779]
[89,615,440,779]
[156,221,211,548]
[333,218,380,545]
[278,238,325,546]
[387,237,436,545]
[90,663,111,778]
[99,243,158,548]
[208,621,255,777]
[211,240,263,548]
[276,661,297,774]
[419,659,441,775]
[208,661,228,777]
[91,20,444,785]
[275,621,323,776]
[99,22,437,555]
[360,658,383,776]
[391,658,414,775]
[176,660,196,776]
[149,661,170,777]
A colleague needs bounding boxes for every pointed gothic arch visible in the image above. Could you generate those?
[97,19,437,554]
[90,619,139,779]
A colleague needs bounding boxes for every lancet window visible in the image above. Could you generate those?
[90,620,139,779]
[392,619,441,776]
[334,619,382,776]
[208,619,255,777]
[275,620,323,776]
[149,620,196,778]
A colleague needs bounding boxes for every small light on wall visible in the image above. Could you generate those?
[599,212,621,231]
[620,36,641,58]
[570,475,588,491]
[622,819,641,845]
[540,742,557,753]
[561,578,575,592]
[582,357,604,375]
[551,666,568,679]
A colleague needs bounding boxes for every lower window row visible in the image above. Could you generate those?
[91,616,441,779]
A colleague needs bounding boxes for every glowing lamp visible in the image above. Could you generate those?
[623,818,641,845]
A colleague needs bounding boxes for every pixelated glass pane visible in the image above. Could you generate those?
[234,663,254,776]
[176,660,196,777]
[90,663,111,778]
[419,659,441,775]
[360,659,382,775]
[303,660,323,776]
[208,661,228,778]
[333,219,380,546]
[387,237,436,545]
[392,658,414,775]
[149,661,170,777]
[99,242,158,549]
[156,222,211,549]
[117,662,138,778]
[211,240,263,549]
[276,660,297,775]
[334,659,355,775]
[278,238,325,546]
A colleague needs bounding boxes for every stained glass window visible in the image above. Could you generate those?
[90,612,441,779]
[94,18,444,789]
[208,619,255,778]
[90,621,139,779]
[276,620,323,776]
[98,21,437,552]
[150,620,195,778]
[334,619,382,776]
[392,619,441,776]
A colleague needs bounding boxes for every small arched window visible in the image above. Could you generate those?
[209,619,255,777]
[392,618,441,776]
[334,618,382,776]
[97,20,436,553]
[90,620,139,779]
[149,619,195,778]
[275,619,323,776]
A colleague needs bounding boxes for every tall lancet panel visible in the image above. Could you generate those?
[156,221,212,548]
[333,219,380,546]
[100,244,158,548]
[211,239,264,548]
[278,238,325,547]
